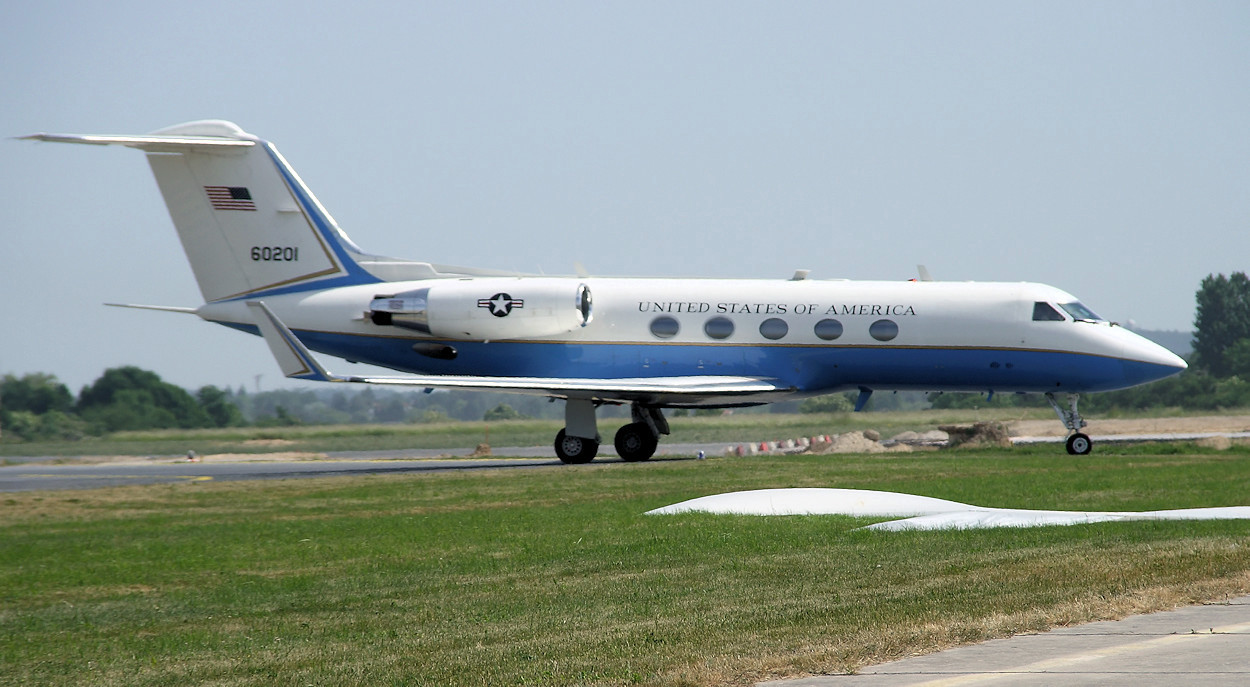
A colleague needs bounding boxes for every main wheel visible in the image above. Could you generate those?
[555,429,598,464]
[1065,432,1092,455]
[614,422,658,462]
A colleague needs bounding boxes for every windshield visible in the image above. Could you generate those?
[1032,302,1065,321]
[1059,302,1103,322]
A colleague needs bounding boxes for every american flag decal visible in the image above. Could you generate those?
[204,186,256,211]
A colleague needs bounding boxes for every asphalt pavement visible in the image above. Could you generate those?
[0,443,721,492]
[6,429,1250,493]
[759,595,1250,687]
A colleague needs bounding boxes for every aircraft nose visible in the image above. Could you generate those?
[1120,330,1188,385]
[1139,338,1188,371]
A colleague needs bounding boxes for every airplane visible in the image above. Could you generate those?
[22,120,1188,460]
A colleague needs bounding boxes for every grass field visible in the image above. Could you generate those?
[3,443,1250,686]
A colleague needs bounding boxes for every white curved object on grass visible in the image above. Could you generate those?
[645,488,1250,531]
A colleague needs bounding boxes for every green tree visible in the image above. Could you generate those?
[483,403,525,421]
[0,373,74,415]
[196,385,244,428]
[37,410,88,440]
[798,393,854,413]
[928,392,1047,410]
[375,397,408,423]
[81,388,178,432]
[1223,339,1250,380]
[1,373,94,441]
[1192,272,1250,377]
[2,411,42,441]
[76,366,212,432]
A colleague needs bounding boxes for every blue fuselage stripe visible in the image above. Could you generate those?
[224,325,1175,395]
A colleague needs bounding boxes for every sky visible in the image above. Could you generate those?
[3,1,1248,394]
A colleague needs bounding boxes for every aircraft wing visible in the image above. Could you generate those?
[247,302,791,405]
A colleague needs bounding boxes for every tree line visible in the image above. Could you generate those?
[0,367,241,442]
[0,366,588,443]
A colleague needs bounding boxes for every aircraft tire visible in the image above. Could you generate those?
[1065,433,1093,455]
[555,429,598,464]
[614,422,658,462]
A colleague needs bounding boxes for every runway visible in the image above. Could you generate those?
[0,443,719,493]
[4,427,1249,492]
[0,456,552,492]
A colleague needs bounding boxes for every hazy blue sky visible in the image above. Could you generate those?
[4,1,1248,393]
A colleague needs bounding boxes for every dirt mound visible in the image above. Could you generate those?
[808,431,912,454]
[940,422,1012,448]
[890,430,950,446]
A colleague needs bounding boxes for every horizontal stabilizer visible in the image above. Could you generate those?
[19,132,255,153]
[105,303,198,314]
[245,301,789,404]
[246,302,336,381]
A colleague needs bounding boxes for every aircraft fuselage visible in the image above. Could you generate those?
[197,276,1183,405]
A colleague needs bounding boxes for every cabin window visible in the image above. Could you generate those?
[1032,302,1065,321]
[759,318,788,340]
[1060,302,1103,322]
[870,319,899,341]
[704,316,735,340]
[650,316,680,339]
[814,318,843,341]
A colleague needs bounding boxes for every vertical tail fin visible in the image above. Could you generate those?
[24,120,380,302]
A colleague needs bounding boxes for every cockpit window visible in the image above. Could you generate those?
[1059,302,1103,322]
[1032,302,1065,322]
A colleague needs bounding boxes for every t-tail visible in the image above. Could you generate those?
[22,121,501,303]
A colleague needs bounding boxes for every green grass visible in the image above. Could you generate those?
[3,447,1250,686]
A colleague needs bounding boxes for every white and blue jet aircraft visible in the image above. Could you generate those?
[24,121,1187,460]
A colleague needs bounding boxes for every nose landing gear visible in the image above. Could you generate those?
[1046,392,1092,455]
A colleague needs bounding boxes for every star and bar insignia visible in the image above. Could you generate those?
[478,293,524,317]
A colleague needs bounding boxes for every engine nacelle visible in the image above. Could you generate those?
[369,278,592,340]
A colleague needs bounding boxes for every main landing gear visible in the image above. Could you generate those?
[1045,392,1092,455]
[554,429,598,464]
[553,400,669,464]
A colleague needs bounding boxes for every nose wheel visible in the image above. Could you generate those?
[1065,432,1092,455]
[1047,392,1093,455]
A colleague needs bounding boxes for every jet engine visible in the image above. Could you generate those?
[369,279,592,340]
